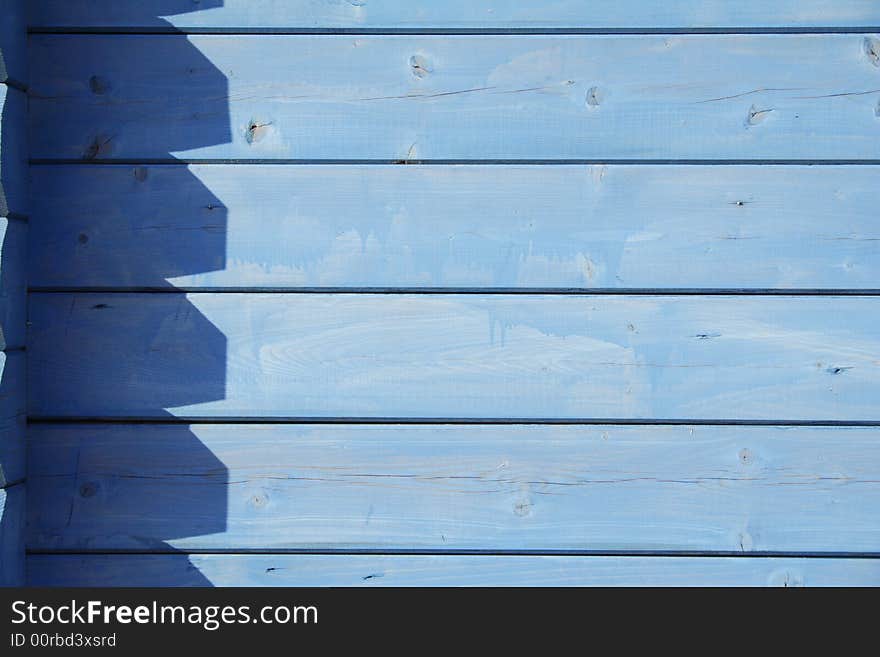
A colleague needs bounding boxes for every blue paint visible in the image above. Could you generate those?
[28,35,880,161]
[26,423,880,553]
[28,165,880,290]
[27,294,880,421]
[0,2,27,587]
[27,1,880,30]
[20,2,880,587]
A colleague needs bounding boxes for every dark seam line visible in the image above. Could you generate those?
[23,548,880,559]
[25,417,880,427]
[25,287,880,296]
[27,159,880,166]
[2,78,28,93]
[3,346,26,353]
[0,478,26,491]
[4,213,29,223]
[25,27,880,35]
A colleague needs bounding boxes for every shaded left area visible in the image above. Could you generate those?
[0,0,29,587]
[22,2,231,586]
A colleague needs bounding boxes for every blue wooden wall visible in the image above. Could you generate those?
[19,2,880,586]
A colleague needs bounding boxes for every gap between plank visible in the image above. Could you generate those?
[23,548,880,559]
[26,27,880,35]
[25,417,880,427]
[28,159,880,166]
[26,287,880,296]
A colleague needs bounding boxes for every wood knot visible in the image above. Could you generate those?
[513,499,532,517]
[79,482,99,498]
[745,104,773,127]
[410,55,431,79]
[88,75,110,95]
[738,448,753,465]
[245,120,273,144]
[865,37,880,67]
[768,570,805,587]
[133,166,148,182]
[83,135,113,160]
[251,491,270,508]
[586,86,603,107]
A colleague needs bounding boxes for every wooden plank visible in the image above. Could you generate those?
[0,0,26,86]
[0,351,25,487]
[26,554,880,587]
[0,483,24,586]
[0,84,26,216]
[0,217,27,349]
[27,293,880,420]
[28,164,880,290]
[27,1,880,30]
[26,423,880,552]
[28,34,880,161]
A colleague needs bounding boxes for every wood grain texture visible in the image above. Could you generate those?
[29,164,880,290]
[0,483,24,586]
[0,351,25,487]
[27,293,880,420]
[28,34,880,161]
[0,0,26,86]
[26,423,880,552]
[27,554,880,587]
[0,84,26,216]
[27,1,880,30]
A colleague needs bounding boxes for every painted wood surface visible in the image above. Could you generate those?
[28,34,880,162]
[23,4,880,587]
[29,164,880,290]
[27,423,880,552]
[0,484,24,586]
[28,293,880,421]
[1,217,27,349]
[27,1,880,31]
[0,84,26,216]
[0,0,26,86]
[0,351,25,487]
[0,2,26,587]
[26,554,880,587]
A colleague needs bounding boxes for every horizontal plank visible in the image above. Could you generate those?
[26,423,880,552]
[0,483,24,586]
[27,293,880,420]
[0,0,26,85]
[26,554,880,587]
[28,164,880,290]
[28,34,880,161]
[26,1,880,30]
[0,84,26,215]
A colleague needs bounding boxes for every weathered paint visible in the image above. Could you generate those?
[27,1,880,31]
[28,34,880,161]
[27,293,880,421]
[27,554,880,588]
[28,165,880,290]
[22,3,880,587]
[27,423,880,553]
